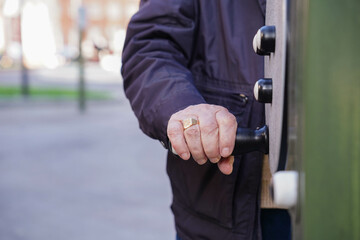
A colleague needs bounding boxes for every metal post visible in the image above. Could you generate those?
[20,57,29,97]
[19,6,29,98]
[78,5,86,112]
[78,29,85,112]
[11,0,29,97]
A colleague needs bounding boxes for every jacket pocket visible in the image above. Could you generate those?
[197,85,253,128]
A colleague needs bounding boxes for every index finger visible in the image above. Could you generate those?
[167,120,190,160]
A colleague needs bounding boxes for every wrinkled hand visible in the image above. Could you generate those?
[167,104,237,175]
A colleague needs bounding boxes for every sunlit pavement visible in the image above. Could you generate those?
[0,75,175,239]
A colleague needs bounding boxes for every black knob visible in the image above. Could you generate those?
[253,25,276,55]
[254,78,273,103]
[168,125,269,156]
[232,125,269,155]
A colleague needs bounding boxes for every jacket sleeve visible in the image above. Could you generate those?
[121,0,205,145]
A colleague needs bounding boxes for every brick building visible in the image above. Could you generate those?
[0,0,139,68]
[59,0,139,60]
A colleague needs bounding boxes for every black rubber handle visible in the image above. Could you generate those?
[232,125,269,155]
[169,125,269,156]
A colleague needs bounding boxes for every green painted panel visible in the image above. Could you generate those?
[300,0,360,239]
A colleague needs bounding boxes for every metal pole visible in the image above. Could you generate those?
[78,28,85,112]
[18,0,29,97]
[20,56,29,97]
[78,5,86,112]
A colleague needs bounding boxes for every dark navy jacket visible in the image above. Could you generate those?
[122,0,266,239]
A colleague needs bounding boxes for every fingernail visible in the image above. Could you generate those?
[197,159,207,165]
[210,157,221,163]
[221,147,230,157]
[229,156,234,165]
[180,153,189,160]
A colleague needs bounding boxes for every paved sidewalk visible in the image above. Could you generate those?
[0,100,175,240]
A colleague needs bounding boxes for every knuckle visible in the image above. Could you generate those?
[169,112,180,121]
[185,127,199,137]
[186,105,197,112]
[219,114,236,126]
[167,125,180,139]
[215,105,226,110]
[202,124,219,136]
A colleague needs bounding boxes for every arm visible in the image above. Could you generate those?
[122,0,205,144]
[122,0,237,174]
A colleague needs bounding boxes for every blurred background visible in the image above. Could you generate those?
[0,0,174,239]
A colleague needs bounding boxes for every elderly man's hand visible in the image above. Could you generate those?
[167,104,237,175]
